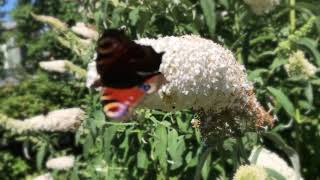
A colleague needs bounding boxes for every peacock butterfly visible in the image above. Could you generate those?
[96,29,165,120]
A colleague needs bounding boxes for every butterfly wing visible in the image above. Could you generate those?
[101,87,144,120]
[95,29,165,120]
[96,29,163,88]
[101,74,165,120]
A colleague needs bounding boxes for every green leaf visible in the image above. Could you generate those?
[267,87,295,118]
[295,109,303,124]
[297,38,320,66]
[200,0,216,37]
[93,110,106,129]
[250,35,276,46]
[304,83,313,105]
[137,150,149,169]
[36,144,46,170]
[175,111,191,132]
[167,129,186,170]
[83,134,94,158]
[194,147,213,180]
[153,125,168,171]
[269,57,287,72]
[176,115,189,132]
[71,161,80,180]
[185,151,192,162]
[119,130,130,161]
[218,0,229,9]
[195,128,202,144]
[248,68,268,82]
[296,2,320,15]
[311,79,320,85]
[201,152,212,180]
[111,7,125,28]
[298,100,312,110]
[249,146,264,165]
[103,126,117,162]
[265,168,287,180]
[110,0,120,6]
[129,8,140,26]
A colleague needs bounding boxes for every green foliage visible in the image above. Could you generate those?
[0,0,320,179]
[74,103,255,179]
[0,72,86,119]
[200,0,216,37]
[0,151,31,180]
[11,0,81,71]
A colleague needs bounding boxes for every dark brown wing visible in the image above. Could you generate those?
[96,29,163,88]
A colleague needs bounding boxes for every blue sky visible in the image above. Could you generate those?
[0,0,17,21]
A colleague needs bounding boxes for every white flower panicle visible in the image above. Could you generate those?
[135,35,273,137]
[249,147,301,180]
[86,59,100,89]
[71,22,98,40]
[33,173,53,180]
[285,50,317,79]
[243,0,281,15]
[46,156,75,170]
[233,165,267,180]
[6,108,85,133]
[31,13,68,32]
[136,35,249,112]
[39,60,87,78]
[39,60,69,73]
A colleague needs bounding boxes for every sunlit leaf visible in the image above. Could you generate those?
[267,87,295,118]
[304,83,313,105]
[129,8,140,26]
[167,129,186,170]
[200,0,216,37]
[201,152,212,180]
[137,150,149,169]
[265,168,287,180]
[36,144,46,170]
[153,125,168,170]
[103,126,117,162]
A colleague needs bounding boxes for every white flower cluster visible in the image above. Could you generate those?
[39,60,69,73]
[39,60,87,79]
[46,156,75,170]
[285,50,317,79]
[31,13,68,31]
[136,35,251,113]
[71,22,98,40]
[136,35,274,137]
[243,0,281,15]
[249,147,301,180]
[233,165,267,180]
[6,108,85,133]
[33,173,53,180]
[86,59,100,89]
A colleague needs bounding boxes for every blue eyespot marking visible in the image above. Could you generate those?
[141,84,151,92]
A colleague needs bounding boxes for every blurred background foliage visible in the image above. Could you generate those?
[0,0,319,179]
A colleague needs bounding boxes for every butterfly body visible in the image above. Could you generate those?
[95,29,164,120]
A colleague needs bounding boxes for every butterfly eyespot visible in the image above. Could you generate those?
[141,84,151,92]
[104,102,128,119]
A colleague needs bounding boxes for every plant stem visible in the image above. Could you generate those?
[290,0,296,32]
